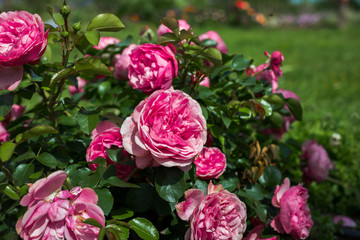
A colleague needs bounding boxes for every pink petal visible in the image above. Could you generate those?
[270,215,285,234]
[272,178,290,208]
[207,181,224,194]
[82,203,105,227]
[73,188,98,205]
[0,65,23,91]
[33,171,67,200]
[91,120,119,138]
[175,189,204,221]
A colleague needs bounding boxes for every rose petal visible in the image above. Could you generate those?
[0,65,23,91]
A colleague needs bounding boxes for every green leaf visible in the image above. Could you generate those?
[106,224,129,240]
[160,17,179,35]
[263,94,284,106]
[50,67,76,87]
[244,183,265,201]
[83,218,103,228]
[87,13,125,32]
[12,151,36,163]
[259,166,282,187]
[19,184,29,197]
[259,99,272,117]
[201,47,222,66]
[270,112,284,128]
[111,208,134,220]
[242,76,256,86]
[254,200,267,222]
[201,39,217,47]
[231,55,251,71]
[155,167,185,203]
[194,179,208,195]
[88,157,107,166]
[52,12,65,25]
[220,177,239,192]
[0,142,16,162]
[36,152,57,168]
[157,33,178,44]
[285,98,303,121]
[198,85,213,99]
[85,31,100,46]
[94,188,114,215]
[76,113,99,135]
[75,57,113,76]
[18,125,58,143]
[179,29,192,40]
[98,176,139,188]
[3,185,20,200]
[0,93,14,117]
[98,228,106,240]
[13,164,34,186]
[98,81,111,98]
[129,217,159,240]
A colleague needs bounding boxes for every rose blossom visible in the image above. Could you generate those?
[270,51,284,74]
[128,43,178,94]
[157,19,191,36]
[16,171,105,240]
[0,11,48,91]
[114,44,138,80]
[69,77,86,96]
[87,120,136,181]
[121,88,207,170]
[300,140,334,184]
[194,147,226,180]
[176,181,247,240]
[251,63,279,92]
[271,178,313,240]
[93,36,120,50]
[199,31,228,54]
[262,89,300,140]
[244,224,278,240]
[0,104,26,144]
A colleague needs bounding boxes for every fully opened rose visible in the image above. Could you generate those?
[301,140,334,184]
[0,11,48,90]
[121,88,207,170]
[176,182,247,240]
[16,171,105,240]
[271,178,313,240]
[128,43,178,94]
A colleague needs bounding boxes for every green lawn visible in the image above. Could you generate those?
[104,22,360,133]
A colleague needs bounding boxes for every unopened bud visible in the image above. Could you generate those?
[61,30,69,38]
[72,22,81,32]
[60,4,71,17]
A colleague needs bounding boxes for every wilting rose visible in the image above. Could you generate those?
[301,140,334,184]
[176,181,247,240]
[128,43,178,94]
[121,89,207,170]
[194,147,226,180]
[114,44,137,80]
[68,77,86,96]
[262,89,300,140]
[199,31,228,54]
[16,171,105,240]
[333,216,357,228]
[87,120,136,181]
[0,11,48,90]
[93,36,120,50]
[271,178,313,240]
[157,19,191,36]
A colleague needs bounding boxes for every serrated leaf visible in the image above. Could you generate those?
[0,142,16,162]
[12,151,36,164]
[285,98,303,121]
[76,113,99,135]
[75,57,112,76]
[201,47,222,66]
[83,218,103,228]
[155,167,185,203]
[259,166,281,187]
[111,208,134,220]
[157,32,178,44]
[259,99,272,117]
[87,13,125,32]
[129,217,159,240]
[18,125,58,143]
[3,185,19,200]
[231,55,251,71]
[50,67,76,86]
[85,31,100,46]
[52,12,64,25]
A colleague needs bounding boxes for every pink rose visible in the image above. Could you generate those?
[270,51,284,74]
[157,19,191,36]
[87,120,136,181]
[300,140,334,184]
[121,89,207,170]
[199,31,228,54]
[16,171,105,240]
[93,36,120,50]
[176,181,247,240]
[194,147,226,180]
[262,89,300,140]
[68,77,86,96]
[5,104,26,122]
[271,178,313,240]
[114,44,138,80]
[191,74,210,87]
[128,43,178,94]
[251,63,278,92]
[0,123,10,143]
[0,11,48,90]
[244,224,278,240]
[333,216,357,228]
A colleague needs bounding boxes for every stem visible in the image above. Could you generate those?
[127,167,138,180]
[327,176,344,186]
[0,161,17,187]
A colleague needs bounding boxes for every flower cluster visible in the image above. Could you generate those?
[16,171,105,240]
